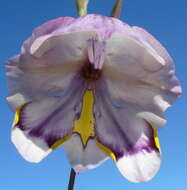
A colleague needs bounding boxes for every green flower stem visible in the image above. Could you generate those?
[111,0,123,18]
[76,0,89,16]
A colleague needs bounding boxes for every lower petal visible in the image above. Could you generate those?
[62,134,109,173]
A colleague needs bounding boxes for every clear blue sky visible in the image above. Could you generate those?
[0,0,186,189]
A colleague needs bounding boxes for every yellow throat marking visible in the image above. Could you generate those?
[153,128,161,151]
[13,94,117,161]
[13,104,26,126]
[51,90,116,161]
[96,141,117,161]
[73,90,95,146]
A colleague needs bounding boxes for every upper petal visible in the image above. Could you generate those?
[6,31,96,110]
[22,16,75,53]
[132,26,173,66]
[104,33,181,113]
[132,26,182,95]
[51,14,135,40]
[22,14,136,54]
[30,31,97,57]
[106,33,165,73]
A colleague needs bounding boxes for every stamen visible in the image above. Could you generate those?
[87,37,106,70]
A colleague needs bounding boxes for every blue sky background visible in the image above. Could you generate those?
[0,0,186,189]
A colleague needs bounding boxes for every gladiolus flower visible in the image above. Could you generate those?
[6,14,181,183]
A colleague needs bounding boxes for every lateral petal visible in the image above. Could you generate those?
[12,83,84,162]
[94,83,161,182]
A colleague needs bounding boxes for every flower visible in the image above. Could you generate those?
[6,14,181,183]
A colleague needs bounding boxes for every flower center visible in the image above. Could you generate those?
[82,63,101,80]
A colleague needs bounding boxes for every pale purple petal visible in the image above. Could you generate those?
[12,82,85,162]
[52,14,135,40]
[104,33,181,113]
[6,31,96,110]
[132,26,173,65]
[132,26,182,95]
[94,82,161,182]
[94,82,160,157]
[22,16,75,53]
[22,14,136,53]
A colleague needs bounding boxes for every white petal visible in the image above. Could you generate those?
[62,134,108,173]
[116,150,161,183]
[12,127,52,163]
